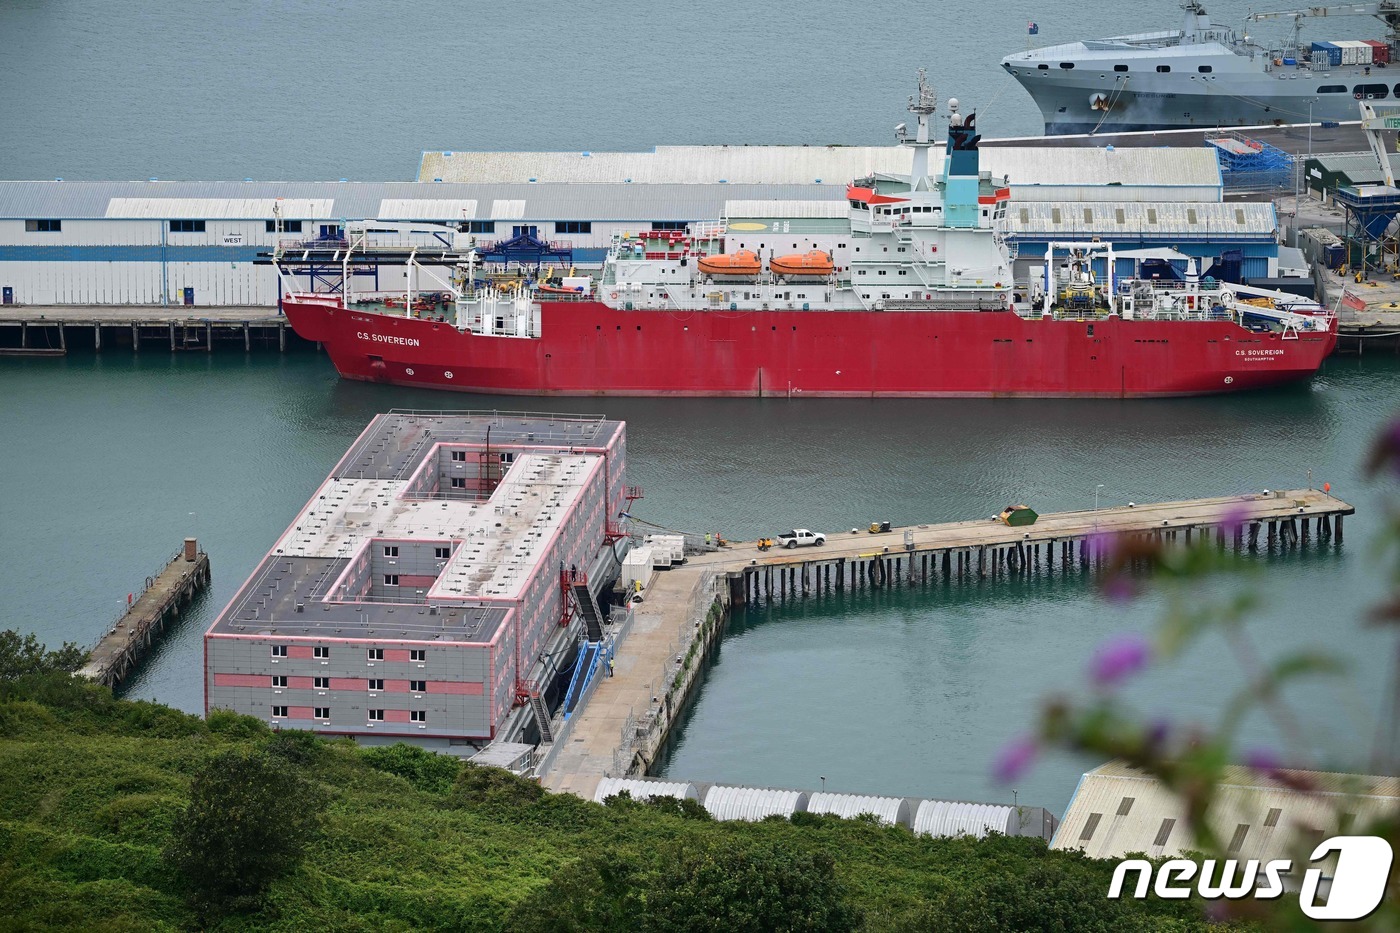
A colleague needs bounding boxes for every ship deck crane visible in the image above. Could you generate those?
[1358,99,1400,187]
[1246,3,1400,39]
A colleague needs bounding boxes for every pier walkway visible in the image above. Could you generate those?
[540,488,1353,798]
[79,539,211,689]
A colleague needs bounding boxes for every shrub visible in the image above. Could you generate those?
[360,742,461,794]
[163,748,324,912]
[450,763,544,809]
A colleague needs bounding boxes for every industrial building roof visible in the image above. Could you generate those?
[912,800,1019,839]
[1306,150,1400,185]
[805,793,911,826]
[703,786,809,822]
[594,778,700,803]
[418,145,1223,189]
[0,180,841,222]
[1004,200,1277,237]
[1053,759,1400,863]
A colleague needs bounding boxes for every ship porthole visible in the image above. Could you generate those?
[405,367,414,376]
[444,371,454,379]
[1224,376,1234,385]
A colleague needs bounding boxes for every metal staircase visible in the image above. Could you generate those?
[528,692,554,743]
[571,580,604,643]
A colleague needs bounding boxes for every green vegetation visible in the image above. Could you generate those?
[0,660,1225,931]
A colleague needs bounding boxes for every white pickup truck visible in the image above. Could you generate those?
[776,529,826,549]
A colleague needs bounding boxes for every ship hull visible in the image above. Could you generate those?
[284,298,1336,398]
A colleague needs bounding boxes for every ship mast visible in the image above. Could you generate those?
[898,69,938,189]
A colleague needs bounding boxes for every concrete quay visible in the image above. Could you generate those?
[540,488,1353,798]
[0,305,304,353]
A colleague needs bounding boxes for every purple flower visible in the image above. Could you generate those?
[1145,718,1171,752]
[1102,575,1137,604]
[1219,503,1251,537]
[1089,633,1153,688]
[1365,419,1400,477]
[993,736,1038,785]
[1243,747,1281,774]
[1087,530,1118,560]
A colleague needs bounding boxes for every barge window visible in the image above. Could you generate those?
[25,219,61,232]
[1156,65,1171,73]
[315,707,330,719]
[383,575,398,586]
[555,221,592,234]
[314,646,329,659]
[434,546,450,559]
[271,645,288,658]
[315,677,329,689]
[411,649,426,662]
[169,220,206,233]
[1114,64,1128,72]
[411,710,427,723]
[265,219,303,233]
[450,477,466,489]
[368,679,384,690]
[272,706,287,718]
[450,450,466,462]
[411,680,426,692]
[369,709,384,722]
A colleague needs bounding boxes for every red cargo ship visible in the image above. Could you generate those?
[277,78,1336,398]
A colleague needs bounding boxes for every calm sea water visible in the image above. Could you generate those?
[0,350,1397,815]
[2,0,1398,816]
[0,0,1385,182]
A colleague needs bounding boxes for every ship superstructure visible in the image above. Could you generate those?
[274,74,1337,398]
[1003,1,1400,134]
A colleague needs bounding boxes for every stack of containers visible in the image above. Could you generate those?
[643,534,687,566]
[1337,39,1373,66]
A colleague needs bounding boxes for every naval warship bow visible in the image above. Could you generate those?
[1004,1,1400,134]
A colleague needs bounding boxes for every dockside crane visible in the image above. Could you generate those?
[1247,3,1400,40]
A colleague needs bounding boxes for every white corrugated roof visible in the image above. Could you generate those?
[1005,200,1276,235]
[104,197,334,219]
[1053,760,1400,863]
[913,800,1018,838]
[724,199,850,219]
[490,199,527,219]
[593,777,698,803]
[419,145,1222,189]
[806,793,910,826]
[703,785,808,821]
[377,198,477,220]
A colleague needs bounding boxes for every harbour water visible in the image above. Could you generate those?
[0,0,1385,183]
[3,0,1400,818]
[1,349,1397,815]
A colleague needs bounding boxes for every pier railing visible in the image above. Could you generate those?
[92,547,186,648]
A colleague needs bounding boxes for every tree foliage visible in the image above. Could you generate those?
[163,747,324,911]
[0,629,86,681]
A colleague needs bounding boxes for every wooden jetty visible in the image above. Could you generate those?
[0,306,306,353]
[541,487,1353,798]
[79,539,211,689]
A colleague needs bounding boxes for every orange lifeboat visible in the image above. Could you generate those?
[769,250,834,279]
[697,249,761,278]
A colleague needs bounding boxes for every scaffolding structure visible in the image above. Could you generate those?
[1206,132,1294,193]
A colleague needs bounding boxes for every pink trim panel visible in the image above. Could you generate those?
[288,646,315,659]
[385,649,411,662]
[384,709,411,723]
[287,706,314,718]
[330,678,367,690]
[384,680,411,692]
[399,574,437,587]
[429,681,484,696]
[287,676,315,689]
[214,673,269,688]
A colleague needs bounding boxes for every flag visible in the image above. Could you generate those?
[1028,21,1039,35]
[1342,290,1366,311]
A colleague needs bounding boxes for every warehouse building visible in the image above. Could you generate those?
[1303,150,1400,200]
[0,145,1239,306]
[1053,760,1400,871]
[204,411,627,748]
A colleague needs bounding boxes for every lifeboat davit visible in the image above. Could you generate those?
[769,250,835,279]
[697,250,761,278]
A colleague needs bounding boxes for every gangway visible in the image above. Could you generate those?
[561,641,603,719]
[569,571,605,643]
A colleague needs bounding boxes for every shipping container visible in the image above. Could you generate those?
[1312,41,1342,68]
[1365,39,1391,64]
[1336,40,1362,66]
